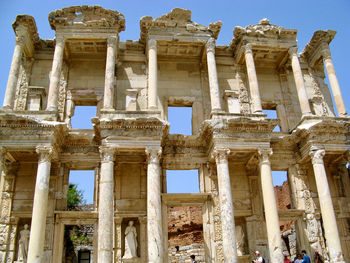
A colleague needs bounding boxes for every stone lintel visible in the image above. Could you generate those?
[161,193,211,206]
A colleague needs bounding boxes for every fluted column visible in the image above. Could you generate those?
[148,39,158,110]
[206,38,222,112]
[2,35,25,109]
[244,44,262,113]
[258,148,283,263]
[98,146,115,263]
[103,36,117,110]
[309,147,345,263]
[288,47,312,116]
[27,146,53,263]
[146,147,163,263]
[46,35,65,111]
[320,43,347,116]
[213,148,237,263]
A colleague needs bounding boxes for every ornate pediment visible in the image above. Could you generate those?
[140,8,222,43]
[49,5,125,31]
[231,18,297,47]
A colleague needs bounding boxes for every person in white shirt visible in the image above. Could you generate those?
[253,251,264,263]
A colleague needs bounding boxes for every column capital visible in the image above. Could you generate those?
[258,148,273,165]
[212,147,230,164]
[206,38,216,53]
[148,39,157,50]
[99,146,116,163]
[320,42,331,59]
[145,147,162,164]
[107,35,118,47]
[309,146,325,165]
[138,216,147,224]
[243,43,253,54]
[288,46,298,57]
[55,35,66,45]
[36,146,54,163]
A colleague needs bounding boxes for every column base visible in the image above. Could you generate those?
[1,105,13,111]
[148,106,158,110]
[46,105,58,111]
[301,112,313,118]
[339,113,348,117]
[101,108,115,112]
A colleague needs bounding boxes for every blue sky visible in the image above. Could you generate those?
[1,1,349,199]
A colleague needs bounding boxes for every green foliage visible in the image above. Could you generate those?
[67,183,85,209]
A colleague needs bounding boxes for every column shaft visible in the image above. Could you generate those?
[98,147,115,263]
[310,148,345,263]
[148,39,158,110]
[206,38,222,112]
[3,36,25,109]
[244,45,262,113]
[289,47,312,116]
[214,148,237,263]
[258,149,283,263]
[27,146,53,263]
[321,44,347,116]
[47,36,65,111]
[103,36,117,110]
[146,147,163,263]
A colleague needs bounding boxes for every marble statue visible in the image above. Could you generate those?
[17,224,30,262]
[235,225,245,256]
[123,221,138,259]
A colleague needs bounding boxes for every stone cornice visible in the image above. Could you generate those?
[139,8,222,44]
[230,18,297,51]
[300,30,336,67]
[48,5,125,32]
[12,15,39,43]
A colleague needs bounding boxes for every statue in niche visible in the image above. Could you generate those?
[17,224,30,262]
[235,225,245,256]
[123,221,138,259]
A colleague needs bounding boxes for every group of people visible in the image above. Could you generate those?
[253,250,323,263]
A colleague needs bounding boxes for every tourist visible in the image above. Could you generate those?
[301,250,311,263]
[284,253,291,263]
[314,251,323,263]
[294,253,303,263]
[253,251,265,263]
[190,254,197,263]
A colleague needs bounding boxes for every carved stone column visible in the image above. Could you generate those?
[288,47,312,117]
[258,148,283,263]
[27,146,53,263]
[213,148,238,263]
[309,147,345,263]
[103,36,117,111]
[46,35,65,111]
[3,35,25,110]
[320,43,347,116]
[98,146,115,263]
[145,147,163,263]
[148,39,158,110]
[206,38,222,112]
[244,44,262,113]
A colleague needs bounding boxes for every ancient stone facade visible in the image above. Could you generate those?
[0,5,349,263]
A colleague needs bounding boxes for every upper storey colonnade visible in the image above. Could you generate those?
[1,6,347,120]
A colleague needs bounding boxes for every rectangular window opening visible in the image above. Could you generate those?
[272,171,291,210]
[71,105,97,129]
[167,205,204,261]
[168,106,192,135]
[263,108,281,132]
[64,225,94,262]
[68,170,95,210]
[166,170,199,193]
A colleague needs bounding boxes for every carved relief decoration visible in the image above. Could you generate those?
[14,57,34,111]
[57,61,68,122]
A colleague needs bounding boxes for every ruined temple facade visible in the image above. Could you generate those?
[0,5,349,263]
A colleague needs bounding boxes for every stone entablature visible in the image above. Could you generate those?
[0,6,349,263]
